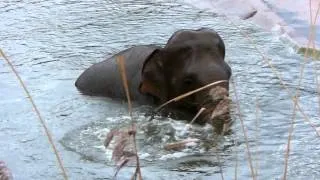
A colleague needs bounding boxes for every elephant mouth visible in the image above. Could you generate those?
[161,85,231,133]
[196,86,231,130]
[199,86,228,107]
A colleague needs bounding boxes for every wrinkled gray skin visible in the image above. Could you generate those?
[75,28,232,126]
[75,45,159,104]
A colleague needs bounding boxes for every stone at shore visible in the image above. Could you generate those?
[184,0,320,53]
[0,161,13,180]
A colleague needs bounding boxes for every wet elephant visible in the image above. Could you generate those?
[75,45,160,104]
[75,28,232,131]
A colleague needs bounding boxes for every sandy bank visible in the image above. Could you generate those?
[183,0,320,52]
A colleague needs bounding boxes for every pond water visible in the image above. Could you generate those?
[1,0,320,179]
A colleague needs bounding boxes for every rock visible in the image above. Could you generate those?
[183,0,320,52]
[0,161,13,180]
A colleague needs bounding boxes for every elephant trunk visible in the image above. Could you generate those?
[197,85,232,134]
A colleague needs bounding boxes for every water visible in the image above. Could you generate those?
[1,0,320,179]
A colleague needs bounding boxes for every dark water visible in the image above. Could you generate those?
[1,0,320,179]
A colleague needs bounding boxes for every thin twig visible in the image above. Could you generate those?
[231,79,256,180]
[316,72,320,117]
[309,0,313,25]
[189,107,206,125]
[254,97,261,179]
[0,160,13,180]
[310,2,320,117]
[208,1,320,137]
[116,56,142,180]
[234,139,238,180]
[116,56,133,117]
[283,2,320,179]
[215,148,224,180]
[0,49,68,180]
[150,80,227,119]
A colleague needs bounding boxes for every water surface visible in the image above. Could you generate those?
[1,0,320,179]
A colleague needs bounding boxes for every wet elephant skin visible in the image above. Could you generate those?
[75,28,232,125]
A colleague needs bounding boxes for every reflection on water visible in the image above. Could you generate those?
[0,0,320,179]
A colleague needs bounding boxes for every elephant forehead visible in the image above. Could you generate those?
[166,29,221,47]
[182,56,223,70]
[184,62,229,80]
[168,61,229,83]
[170,76,179,85]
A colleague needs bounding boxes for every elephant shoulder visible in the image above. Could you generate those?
[75,45,160,103]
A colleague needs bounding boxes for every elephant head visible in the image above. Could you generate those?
[139,28,232,127]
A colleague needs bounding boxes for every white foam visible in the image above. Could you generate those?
[138,152,151,159]
[159,152,190,160]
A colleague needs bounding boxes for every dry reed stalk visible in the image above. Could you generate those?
[208,0,320,137]
[316,73,320,117]
[283,113,295,180]
[231,79,256,180]
[163,139,199,151]
[148,81,230,178]
[113,59,228,179]
[283,2,320,180]
[211,98,230,120]
[0,49,68,180]
[232,99,239,180]
[116,56,133,117]
[116,56,142,180]
[311,40,320,117]
[310,1,320,117]
[151,80,228,116]
[0,161,12,180]
[206,2,320,178]
[254,98,261,179]
[215,148,225,180]
[234,132,238,180]
[189,107,206,125]
[309,0,313,25]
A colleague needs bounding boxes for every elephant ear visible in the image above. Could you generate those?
[215,32,226,59]
[139,49,167,103]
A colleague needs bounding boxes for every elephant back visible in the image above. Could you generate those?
[75,45,160,104]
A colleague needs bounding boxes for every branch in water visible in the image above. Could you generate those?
[0,161,13,180]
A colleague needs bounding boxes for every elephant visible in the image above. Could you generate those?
[75,28,232,131]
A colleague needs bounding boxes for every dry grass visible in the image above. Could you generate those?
[0,49,69,180]
[0,161,13,180]
[215,148,225,180]
[152,80,228,114]
[107,3,320,178]
[231,79,256,180]
[207,0,320,179]
[310,1,320,118]
[164,139,199,151]
[156,84,230,177]
[283,2,320,179]
[0,47,231,179]
[103,56,142,179]
[104,126,139,179]
[189,107,206,125]
[254,98,261,178]
[116,56,133,117]
[1,1,320,179]
[210,1,320,138]
[234,140,238,180]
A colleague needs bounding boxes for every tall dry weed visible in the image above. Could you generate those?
[104,56,142,180]
[0,49,68,180]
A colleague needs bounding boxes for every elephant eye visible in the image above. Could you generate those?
[182,76,195,86]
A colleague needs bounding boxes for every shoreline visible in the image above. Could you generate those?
[183,0,320,55]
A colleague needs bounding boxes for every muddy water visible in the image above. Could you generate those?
[1,0,320,179]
